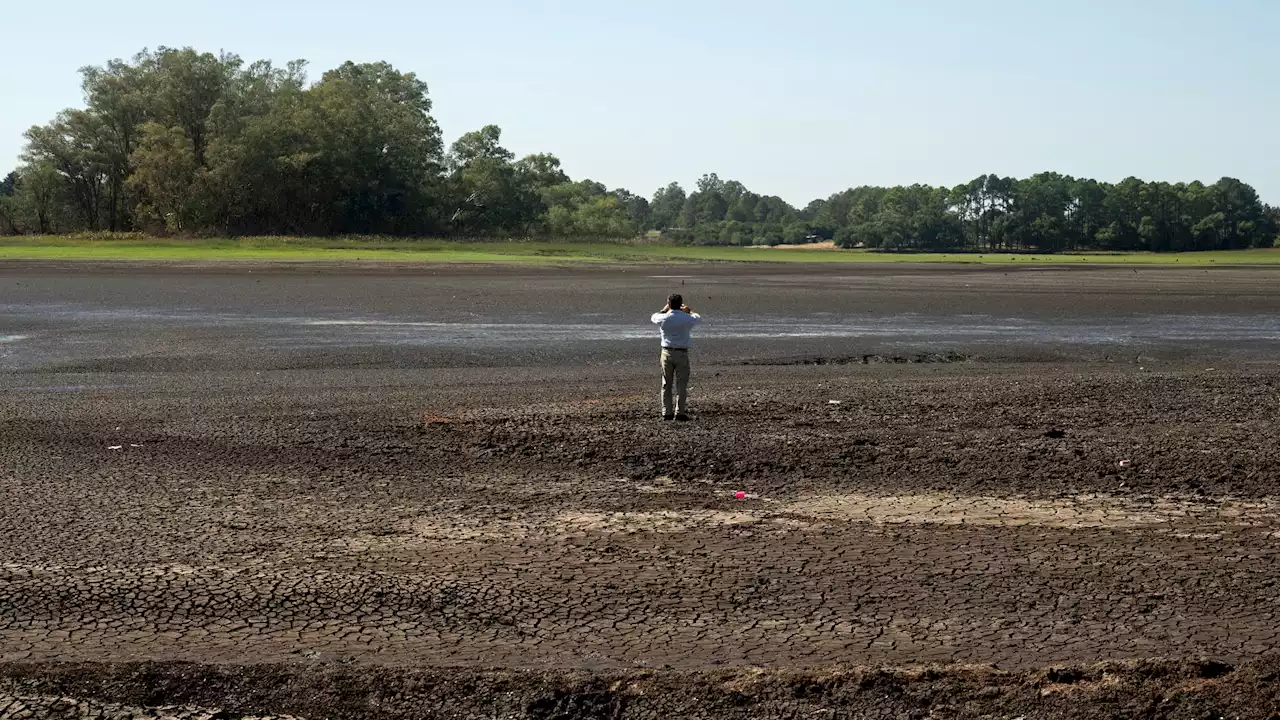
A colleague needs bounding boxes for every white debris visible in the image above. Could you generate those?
[828,400,842,405]
[107,445,123,450]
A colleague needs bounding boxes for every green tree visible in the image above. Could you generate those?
[200,59,312,234]
[143,48,239,169]
[1070,178,1108,249]
[726,191,757,222]
[1210,177,1266,249]
[0,172,20,234]
[78,55,151,230]
[611,188,651,229]
[304,61,445,234]
[128,123,202,232]
[1264,205,1280,247]
[13,45,1279,246]
[569,195,634,237]
[514,153,569,189]
[539,179,634,237]
[648,182,686,230]
[447,125,541,234]
[453,157,532,234]
[449,124,513,170]
[754,195,798,226]
[15,161,64,233]
[679,173,734,228]
[23,111,108,229]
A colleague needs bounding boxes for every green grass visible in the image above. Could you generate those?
[3,234,1280,265]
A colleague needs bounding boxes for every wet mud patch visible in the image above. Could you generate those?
[742,351,973,366]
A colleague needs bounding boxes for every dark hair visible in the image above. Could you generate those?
[667,293,683,309]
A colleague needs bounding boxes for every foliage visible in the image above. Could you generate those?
[818,174,1279,252]
[4,47,1277,251]
[9,234,1280,266]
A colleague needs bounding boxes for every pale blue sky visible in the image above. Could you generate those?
[4,0,1278,205]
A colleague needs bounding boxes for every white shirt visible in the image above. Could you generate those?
[650,310,702,349]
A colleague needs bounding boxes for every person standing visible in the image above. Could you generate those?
[651,293,702,421]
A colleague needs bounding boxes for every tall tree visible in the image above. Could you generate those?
[648,182,686,230]
[449,125,513,170]
[514,153,569,189]
[10,46,1277,247]
[0,172,20,234]
[303,61,445,234]
[78,58,149,230]
[16,162,64,233]
[682,173,730,226]
[128,123,201,232]
[611,188,651,229]
[143,48,240,169]
[448,126,537,235]
[22,111,109,229]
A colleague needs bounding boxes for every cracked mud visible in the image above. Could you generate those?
[2,263,1280,718]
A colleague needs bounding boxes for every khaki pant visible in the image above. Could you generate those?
[661,349,690,417]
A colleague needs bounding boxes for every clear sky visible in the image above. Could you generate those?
[3,0,1278,205]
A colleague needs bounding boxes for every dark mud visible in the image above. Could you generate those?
[740,351,974,365]
[4,263,1280,717]
[412,367,1280,498]
[2,658,1279,719]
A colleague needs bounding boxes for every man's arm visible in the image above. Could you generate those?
[651,310,670,324]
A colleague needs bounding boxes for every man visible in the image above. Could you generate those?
[650,293,702,421]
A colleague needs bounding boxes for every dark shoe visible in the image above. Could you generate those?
[675,414,691,422]
[662,414,674,421]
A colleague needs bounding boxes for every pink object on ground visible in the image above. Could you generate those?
[735,491,747,499]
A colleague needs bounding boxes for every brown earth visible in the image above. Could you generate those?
[1,657,1277,719]
[2,262,1280,718]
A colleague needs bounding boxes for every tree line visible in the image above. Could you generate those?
[2,47,1277,251]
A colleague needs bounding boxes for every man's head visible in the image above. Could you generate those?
[667,293,683,311]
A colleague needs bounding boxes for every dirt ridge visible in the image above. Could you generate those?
[2,658,1276,719]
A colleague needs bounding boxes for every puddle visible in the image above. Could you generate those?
[11,304,1280,345]
[9,302,1280,370]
